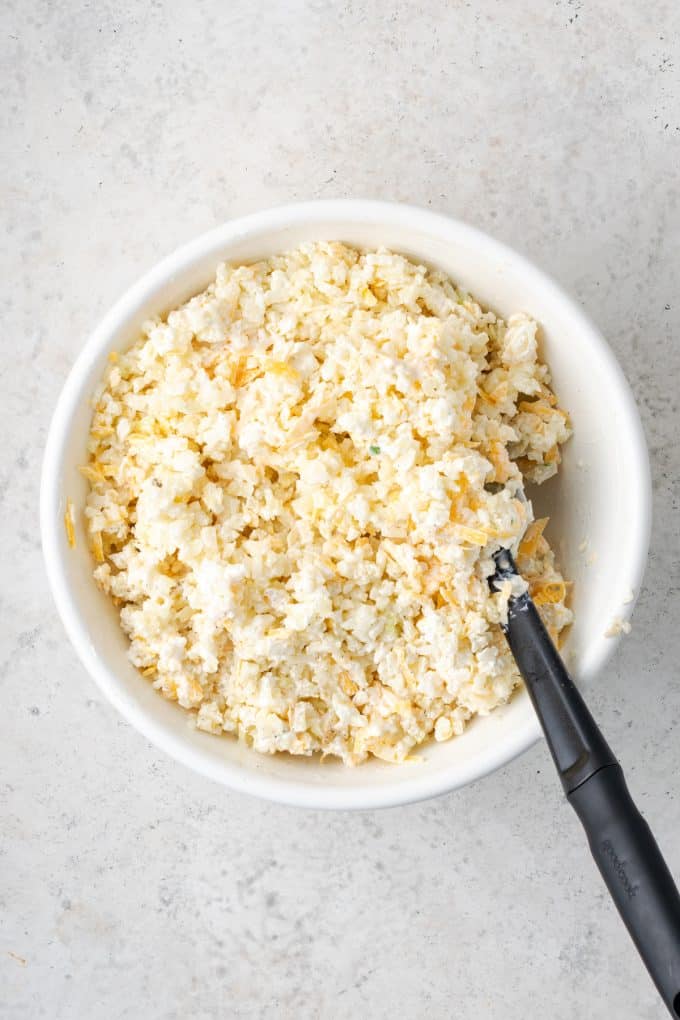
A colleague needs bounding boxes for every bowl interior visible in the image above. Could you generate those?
[43,204,649,808]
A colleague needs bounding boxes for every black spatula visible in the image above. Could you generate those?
[490,547,680,1017]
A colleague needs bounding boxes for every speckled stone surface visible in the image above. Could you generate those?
[2,1,680,1017]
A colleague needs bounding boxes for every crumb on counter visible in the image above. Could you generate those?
[83,242,572,765]
[605,617,632,638]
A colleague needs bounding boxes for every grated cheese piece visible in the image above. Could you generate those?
[531,579,567,606]
[64,500,76,548]
[519,517,549,558]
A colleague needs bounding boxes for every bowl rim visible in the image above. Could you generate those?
[40,199,652,809]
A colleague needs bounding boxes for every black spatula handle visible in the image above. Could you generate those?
[493,551,680,1016]
[569,763,680,1016]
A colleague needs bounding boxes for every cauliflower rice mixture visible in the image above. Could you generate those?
[84,243,572,764]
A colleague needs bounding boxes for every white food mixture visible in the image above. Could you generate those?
[84,243,572,764]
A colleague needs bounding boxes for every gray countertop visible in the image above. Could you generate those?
[3,1,679,1017]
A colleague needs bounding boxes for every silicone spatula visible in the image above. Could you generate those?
[490,547,680,1017]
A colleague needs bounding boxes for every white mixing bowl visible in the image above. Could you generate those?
[40,201,651,809]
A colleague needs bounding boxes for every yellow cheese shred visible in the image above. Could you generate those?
[455,524,491,546]
[518,517,549,558]
[64,499,76,548]
[531,579,567,605]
